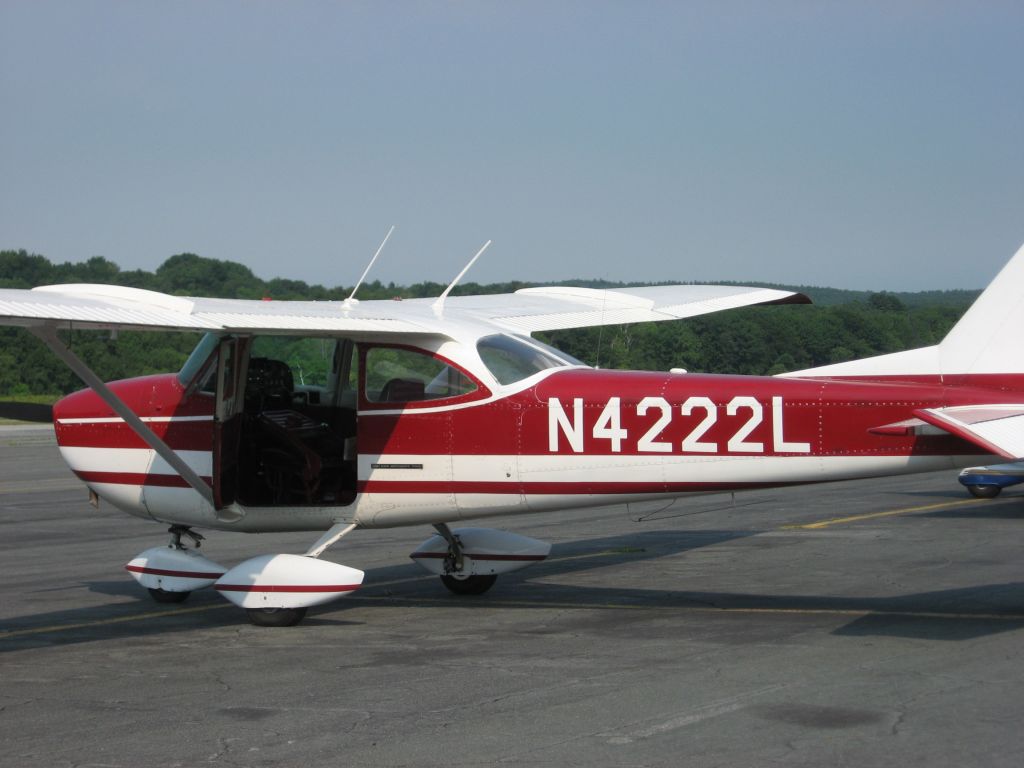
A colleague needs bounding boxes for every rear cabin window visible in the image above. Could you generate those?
[476,334,578,386]
[364,347,477,404]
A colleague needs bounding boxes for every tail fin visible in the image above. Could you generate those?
[782,242,1024,380]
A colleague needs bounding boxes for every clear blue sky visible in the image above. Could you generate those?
[1,1,1021,291]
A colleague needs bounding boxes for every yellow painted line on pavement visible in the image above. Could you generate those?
[781,497,988,530]
[550,547,647,562]
[0,478,83,495]
[0,551,643,640]
[0,603,230,640]
[6,590,1024,640]
[350,594,1024,622]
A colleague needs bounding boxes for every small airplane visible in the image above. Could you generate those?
[1,239,1023,627]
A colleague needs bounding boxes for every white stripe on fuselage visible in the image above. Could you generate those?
[58,446,212,475]
[360,452,976,486]
[56,415,214,425]
[59,447,978,491]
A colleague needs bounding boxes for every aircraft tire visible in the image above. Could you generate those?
[148,588,190,604]
[245,607,308,627]
[440,574,497,595]
[967,484,1002,499]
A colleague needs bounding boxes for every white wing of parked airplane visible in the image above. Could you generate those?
[439,284,808,333]
[0,282,809,336]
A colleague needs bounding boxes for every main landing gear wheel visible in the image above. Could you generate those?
[441,573,498,595]
[245,607,308,627]
[967,484,1002,499]
[148,587,190,604]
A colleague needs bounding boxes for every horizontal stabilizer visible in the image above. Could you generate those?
[867,417,946,437]
[913,404,1024,459]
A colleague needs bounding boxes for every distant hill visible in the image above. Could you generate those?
[0,248,981,307]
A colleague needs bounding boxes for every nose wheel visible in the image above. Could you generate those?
[127,526,225,606]
[440,573,497,595]
[145,526,207,603]
[433,523,499,596]
[245,608,308,627]
[148,588,191,603]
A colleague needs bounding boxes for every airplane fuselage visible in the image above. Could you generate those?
[52,363,1017,534]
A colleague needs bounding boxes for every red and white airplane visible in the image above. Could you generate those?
[2,241,1023,627]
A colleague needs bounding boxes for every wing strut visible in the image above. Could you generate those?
[30,326,216,507]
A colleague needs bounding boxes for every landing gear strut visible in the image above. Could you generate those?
[433,523,498,596]
[168,524,205,550]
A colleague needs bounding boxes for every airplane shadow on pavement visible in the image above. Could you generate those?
[3,527,1023,651]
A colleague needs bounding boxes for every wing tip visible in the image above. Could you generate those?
[763,291,812,307]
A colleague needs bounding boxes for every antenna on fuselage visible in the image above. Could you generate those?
[432,240,492,314]
[343,225,395,309]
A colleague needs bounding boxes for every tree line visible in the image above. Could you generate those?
[0,249,975,397]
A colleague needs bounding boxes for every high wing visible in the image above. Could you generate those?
[0,282,809,336]
[0,284,435,337]
[434,284,809,334]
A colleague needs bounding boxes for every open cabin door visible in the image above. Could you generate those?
[213,336,247,509]
[211,335,358,509]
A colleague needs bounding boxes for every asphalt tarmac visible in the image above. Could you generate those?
[2,424,1024,767]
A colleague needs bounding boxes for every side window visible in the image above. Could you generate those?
[364,347,478,404]
[477,334,572,385]
[247,336,343,407]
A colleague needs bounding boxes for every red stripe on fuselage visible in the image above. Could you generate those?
[214,584,361,593]
[125,564,224,579]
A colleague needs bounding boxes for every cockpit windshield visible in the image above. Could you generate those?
[177,332,220,386]
[476,334,584,386]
